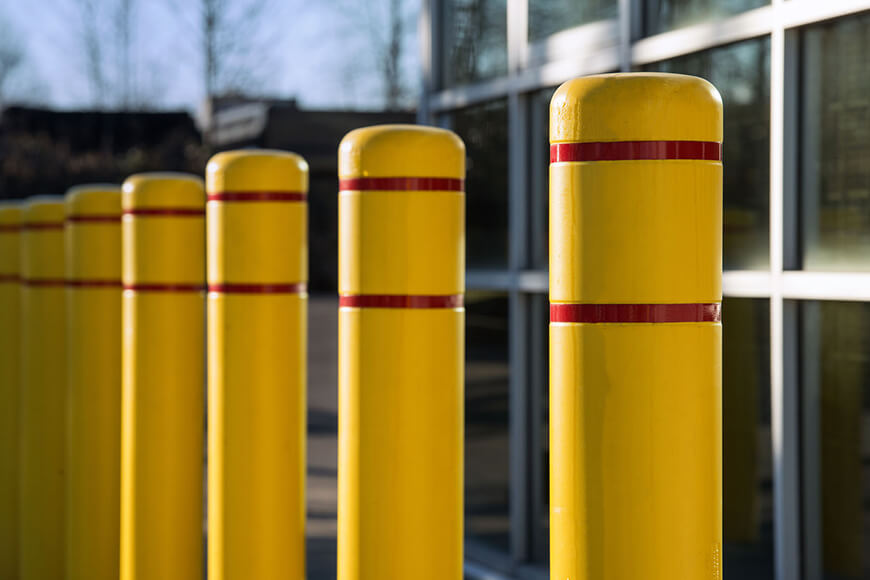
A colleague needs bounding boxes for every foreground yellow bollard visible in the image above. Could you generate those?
[0,202,22,579]
[337,125,465,580]
[120,174,205,580]
[206,151,309,580]
[19,196,67,580]
[65,185,122,580]
[549,73,723,580]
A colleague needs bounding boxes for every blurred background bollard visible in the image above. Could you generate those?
[65,185,122,580]
[549,74,723,579]
[19,197,67,580]
[0,202,22,579]
[120,174,205,580]
[337,125,465,580]
[206,151,309,580]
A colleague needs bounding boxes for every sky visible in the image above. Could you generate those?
[0,0,421,112]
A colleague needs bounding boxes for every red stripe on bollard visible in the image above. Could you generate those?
[550,302,721,323]
[21,278,67,287]
[339,177,464,192]
[21,222,65,231]
[66,279,123,288]
[208,282,308,294]
[121,208,205,217]
[122,283,205,292]
[550,140,722,163]
[207,191,307,202]
[66,215,122,223]
[339,294,464,309]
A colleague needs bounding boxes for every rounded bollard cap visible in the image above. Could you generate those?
[122,172,205,211]
[339,124,465,180]
[66,184,122,217]
[23,196,66,226]
[550,73,723,144]
[206,149,309,194]
[0,201,22,226]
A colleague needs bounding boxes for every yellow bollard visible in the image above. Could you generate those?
[549,73,723,580]
[19,196,67,580]
[337,125,465,580]
[0,202,22,579]
[65,185,123,580]
[206,150,309,580]
[120,174,205,580]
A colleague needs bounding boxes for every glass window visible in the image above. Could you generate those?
[645,0,769,36]
[451,100,510,269]
[800,14,870,271]
[465,291,511,551]
[531,87,556,270]
[644,37,771,270]
[528,0,618,42]
[722,298,774,579]
[443,0,507,88]
[801,301,870,580]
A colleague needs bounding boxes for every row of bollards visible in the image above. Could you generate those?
[0,73,722,580]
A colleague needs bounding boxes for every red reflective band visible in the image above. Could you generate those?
[22,278,67,287]
[339,177,464,192]
[208,282,307,294]
[550,302,721,323]
[550,140,721,163]
[0,224,21,233]
[67,279,123,288]
[22,222,65,231]
[123,283,204,292]
[207,191,307,203]
[340,294,464,309]
[67,214,121,223]
[0,274,20,283]
[122,208,205,217]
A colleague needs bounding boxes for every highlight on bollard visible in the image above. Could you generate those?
[64,184,122,580]
[206,150,309,580]
[548,73,723,580]
[0,201,22,579]
[19,195,68,580]
[120,173,206,580]
[337,125,465,580]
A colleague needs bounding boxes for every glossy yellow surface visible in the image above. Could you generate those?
[550,73,723,144]
[549,74,723,580]
[0,203,21,579]
[338,309,464,579]
[337,126,465,580]
[550,323,722,579]
[206,150,308,579]
[121,174,205,580]
[65,185,122,580]
[19,197,67,580]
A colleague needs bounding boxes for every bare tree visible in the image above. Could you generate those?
[0,16,25,105]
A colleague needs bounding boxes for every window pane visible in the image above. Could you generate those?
[531,87,556,269]
[465,292,511,551]
[451,100,509,269]
[644,37,771,270]
[528,0,617,41]
[443,0,507,87]
[645,0,768,36]
[800,14,870,271]
[722,298,774,579]
[801,301,870,580]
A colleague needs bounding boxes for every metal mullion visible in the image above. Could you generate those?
[780,0,870,30]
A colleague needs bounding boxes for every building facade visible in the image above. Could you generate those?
[417,2,870,579]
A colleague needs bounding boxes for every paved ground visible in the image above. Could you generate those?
[306,296,340,579]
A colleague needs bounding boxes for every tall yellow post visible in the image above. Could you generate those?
[0,202,22,579]
[19,196,67,580]
[120,174,205,580]
[549,73,724,580]
[337,125,465,580]
[206,151,309,580]
[65,185,122,580]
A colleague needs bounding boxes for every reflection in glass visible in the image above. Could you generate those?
[645,0,768,36]
[451,100,509,269]
[801,301,870,580]
[644,37,771,270]
[528,0,617,41]
[465,292,511,550]
[722,298,774,579]
[443,0,507,87]
[800,14,870,271]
